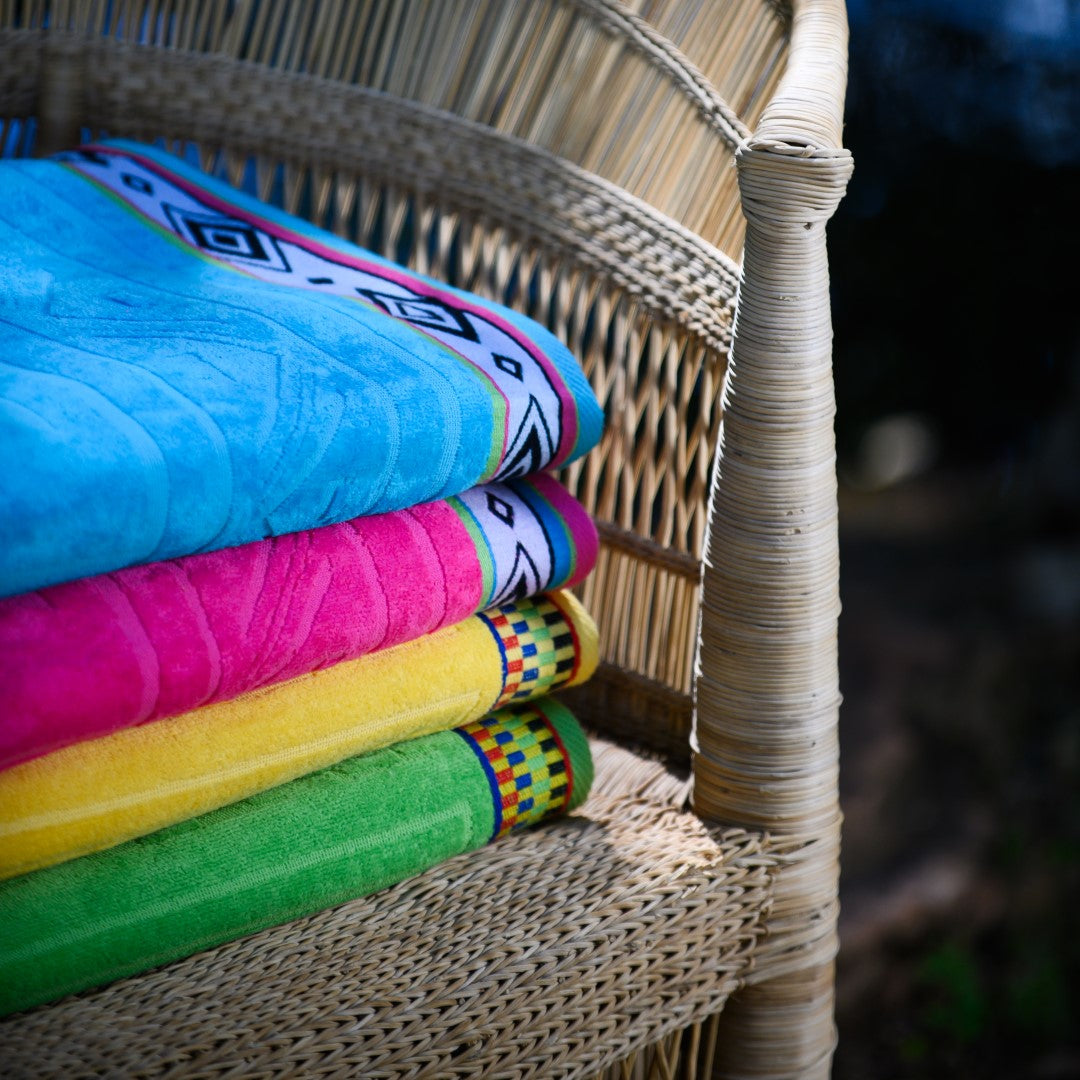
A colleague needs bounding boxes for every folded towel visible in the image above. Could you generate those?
[0,697,592,1017]
[0,591,596,880]
[0,474,596,771]
[0,140,603,597]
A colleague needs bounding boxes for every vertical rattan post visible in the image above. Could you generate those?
[691,2,853,1077]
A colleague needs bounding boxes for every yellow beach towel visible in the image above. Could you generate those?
[0,591,596,880]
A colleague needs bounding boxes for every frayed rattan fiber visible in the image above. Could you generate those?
[0,1,852,1076]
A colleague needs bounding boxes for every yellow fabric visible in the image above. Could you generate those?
[0,591,597,880]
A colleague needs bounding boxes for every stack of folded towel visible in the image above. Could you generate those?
[0,141,605,1015]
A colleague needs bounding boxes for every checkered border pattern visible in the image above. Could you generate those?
[456,706,574,840]
[478,594,580,710]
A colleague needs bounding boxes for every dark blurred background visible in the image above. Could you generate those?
[830,2,1080,1076]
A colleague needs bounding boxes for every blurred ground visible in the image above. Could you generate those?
[834,466,1080,1078]
[830,6,1080,1075]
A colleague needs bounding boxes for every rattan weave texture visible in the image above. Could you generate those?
[0,745,772,1079]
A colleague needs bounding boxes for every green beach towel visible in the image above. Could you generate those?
[0,698,592,1016]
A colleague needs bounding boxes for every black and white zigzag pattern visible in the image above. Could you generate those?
[62,148,566,481]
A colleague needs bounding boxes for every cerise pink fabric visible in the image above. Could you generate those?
[0,475,596,770]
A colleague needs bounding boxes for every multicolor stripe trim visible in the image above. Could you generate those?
[479,594,582,710]
[446,493,498,605]
[58,142,582,478]
[514,477,578,589]
[456,705,574,840]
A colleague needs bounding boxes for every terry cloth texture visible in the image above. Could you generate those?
[0,592,597,880]
[0,140,603,597]
[0,474,597,770]
[0,698,593,1017]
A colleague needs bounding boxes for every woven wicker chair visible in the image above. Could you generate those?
[0,1,852,1076]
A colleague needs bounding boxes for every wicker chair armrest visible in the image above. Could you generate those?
[691,7,852,1071]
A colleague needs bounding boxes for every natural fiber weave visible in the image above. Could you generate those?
[0,0,787,251]
[0,1,852,1075]
[0,740,772,1080]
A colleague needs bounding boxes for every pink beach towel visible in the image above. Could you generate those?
[0,474,596,770]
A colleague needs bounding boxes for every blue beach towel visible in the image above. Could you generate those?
[0,141,602,597]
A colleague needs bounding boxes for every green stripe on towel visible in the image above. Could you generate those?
[0,698,592,1016]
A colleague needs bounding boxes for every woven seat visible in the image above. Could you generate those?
[0,1,852,1076]
[0,742,777,1078]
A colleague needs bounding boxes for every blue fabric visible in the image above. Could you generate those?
[0,143,602,597]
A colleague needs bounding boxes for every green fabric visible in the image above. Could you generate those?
[0,698,591,1016]
[551,703,593,814]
